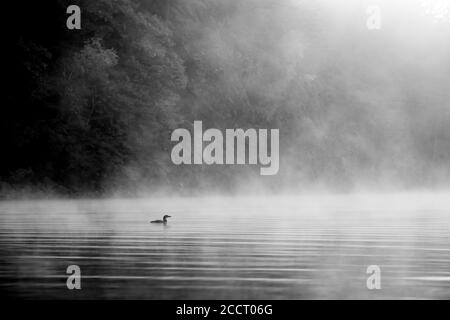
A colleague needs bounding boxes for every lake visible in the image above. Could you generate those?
[1,194,449,299]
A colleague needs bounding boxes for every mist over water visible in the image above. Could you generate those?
[1,194,450,299]
[161,0,450,193]
[2,0,450,300]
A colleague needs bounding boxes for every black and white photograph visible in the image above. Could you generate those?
[1,0,450,311]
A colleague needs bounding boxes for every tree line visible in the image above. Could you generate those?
[2,0,450,197]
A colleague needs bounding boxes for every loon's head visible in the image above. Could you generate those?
[163,215,171,220]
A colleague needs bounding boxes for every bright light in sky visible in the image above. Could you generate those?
[421,0,450,22]
[296,0,450,22]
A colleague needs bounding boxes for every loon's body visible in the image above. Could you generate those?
[151,215,171,224]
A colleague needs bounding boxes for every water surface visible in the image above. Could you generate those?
[1,195,449,299]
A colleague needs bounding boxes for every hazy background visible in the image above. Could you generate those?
[2,194,450,299]
[2,0,450,197]
[2,1,450,300]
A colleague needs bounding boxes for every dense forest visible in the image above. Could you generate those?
[2,0,450,197]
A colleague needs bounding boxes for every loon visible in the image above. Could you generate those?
[150,215,172,224]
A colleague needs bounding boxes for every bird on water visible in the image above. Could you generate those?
[150,215,172,224]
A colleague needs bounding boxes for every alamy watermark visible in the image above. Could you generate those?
[66,5,81,30]
[66,265,81,290]
[366,5,382,30]
[170,121,279,175]
[366,265,381,290]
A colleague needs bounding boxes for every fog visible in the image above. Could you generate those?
[172,0,450,194]
[3,1,450,300]
[2,193,450,299]
[2,0,450,197]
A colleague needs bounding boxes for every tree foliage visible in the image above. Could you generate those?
[2,0,450,196]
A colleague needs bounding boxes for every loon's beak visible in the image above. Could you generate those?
[167,215,172,218]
